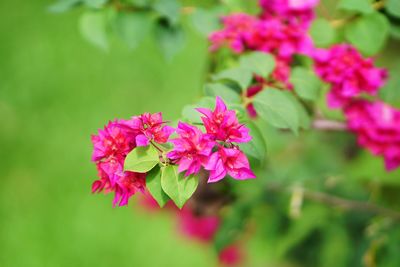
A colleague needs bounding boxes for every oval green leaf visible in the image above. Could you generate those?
[160,165,199,209]
[124,145,160,173]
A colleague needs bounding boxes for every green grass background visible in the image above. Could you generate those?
[0,0,217,266]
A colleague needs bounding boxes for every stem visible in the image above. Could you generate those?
[266,182,400,221]
[312,119,347,131]
[150,140,164,153]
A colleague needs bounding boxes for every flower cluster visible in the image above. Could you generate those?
[169,97,256,183]
[91,98,256,206]
[91,113,173,206]
[314,44,387,108]
[209,14,313,62]
[91,121,146,207]
[344,100,400,171]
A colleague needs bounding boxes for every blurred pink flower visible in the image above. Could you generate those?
[314,45,387,108]
[197,97,251,143]
[209,14,313,60]
[177,206,220,243]
[209,13,258,54]
[259,0,319,27]
[205,146,256,183]
[91,121,145,207]
[168,122,215,176]
[344,100,400,171]
[218,244,245,266]
[126,112,174,146]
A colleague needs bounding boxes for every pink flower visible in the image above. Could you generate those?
[91,121,145,207]
[218,244,245,266]
[197,97,251,143]
[126,112,174,147]
[91,120,136,162]
[168,122,215,176]
[209,13,258,54]
[314,45,387,108]
[344,100,400,171]
[259,0,319,27]
[204,146,256,183]
[177,206,220,243]
[209,15,313,60]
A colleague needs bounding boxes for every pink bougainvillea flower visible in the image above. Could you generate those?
[209,13,258,54]
[244,18,314,60]
[126,112,174,146]
[177,206,220,243]
[218,244,245,266]
[168,122,215,176]
[91,120,136,162]
[91,121,145,207]
[314,45,387,108]
[197,97,251,143]
[204,146,256,183]
[209,14,313,60]
[344,100,400,171]
[259,0,319,27]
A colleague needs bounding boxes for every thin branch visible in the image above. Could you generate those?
[266,183,400,221]
[312,119,347,131]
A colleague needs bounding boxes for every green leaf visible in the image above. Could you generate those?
[83,0,107,8]
[345,13,390,55]
[290,67,322,101]
[79,11,108,51]
[238,121,267,162]
[160,165,199,209]
[338,0,374,14]
[309,18,336,47]
[386,0,400,18]
[204,83,241,104]
[113,12,152,49]
[213,67,253,89]
[48,0,81,13]
[124,145,159,173]
[239,52,276,77]
[190,8,221,36]
[153,0,181,25]
[146,166,170,207]
[283,91,311,129]
[155,23,185,61]
[253,89,300,134]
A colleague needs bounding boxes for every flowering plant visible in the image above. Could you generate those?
[53,0,400,265]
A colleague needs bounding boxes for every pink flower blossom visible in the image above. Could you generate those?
[177,206,220,243]
[126,112,174,147]
[259,0,319,27]
[91,121,146,206]
[314,45,387,108]
[209,14,313,60]
[204,146,256,183]
[218,244,245,266]
[168,122,215,176]
[197,97,251,143]
[91,120,136,162]
[209,13,258,54]
[344,100,400,171]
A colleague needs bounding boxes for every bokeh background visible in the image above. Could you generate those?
[0,0,217,266]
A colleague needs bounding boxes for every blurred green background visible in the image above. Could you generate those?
[0,0,219,266]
